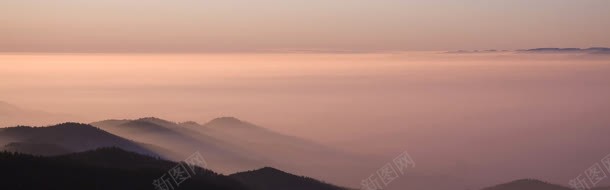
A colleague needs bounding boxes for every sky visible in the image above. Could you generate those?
[1,0,610,52]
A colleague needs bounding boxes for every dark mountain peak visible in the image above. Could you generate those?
[2,123,106,134]
[482,179,570,190]
[231,166,347,190]
[45,123,112,134]
[231,166,298,178]
[2,123,104,137]
[52,122,96,128]
[508,179,547,184]
[254,166,286,174]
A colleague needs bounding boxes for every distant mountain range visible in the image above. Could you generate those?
[445,47,610,54]
[481,179,571,190]
[517,47,610,54]
[481,179,610,190]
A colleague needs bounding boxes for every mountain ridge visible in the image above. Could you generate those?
[0,147,250,190]
[445,47,610,54]
[481,178,610,190]
[0,147,350,190]
[0,122,158,157]
[230,166,348,190]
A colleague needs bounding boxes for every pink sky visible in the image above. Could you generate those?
[2,0,610,52]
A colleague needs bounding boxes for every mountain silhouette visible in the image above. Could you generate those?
[230,167,348,190]
[0,122,157,157]
[481,179,572,190]
[0,147,349,190]
[444,47,610,55]
[94,117,179,134]
[481,179,610,190]
[518,47,610,54]
[207,116,247,126]
[0,147,250,190]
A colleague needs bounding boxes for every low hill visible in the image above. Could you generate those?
[481,179,571,190]
[230,167,348,190]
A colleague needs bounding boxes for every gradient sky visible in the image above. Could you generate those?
[1,0,610,52]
